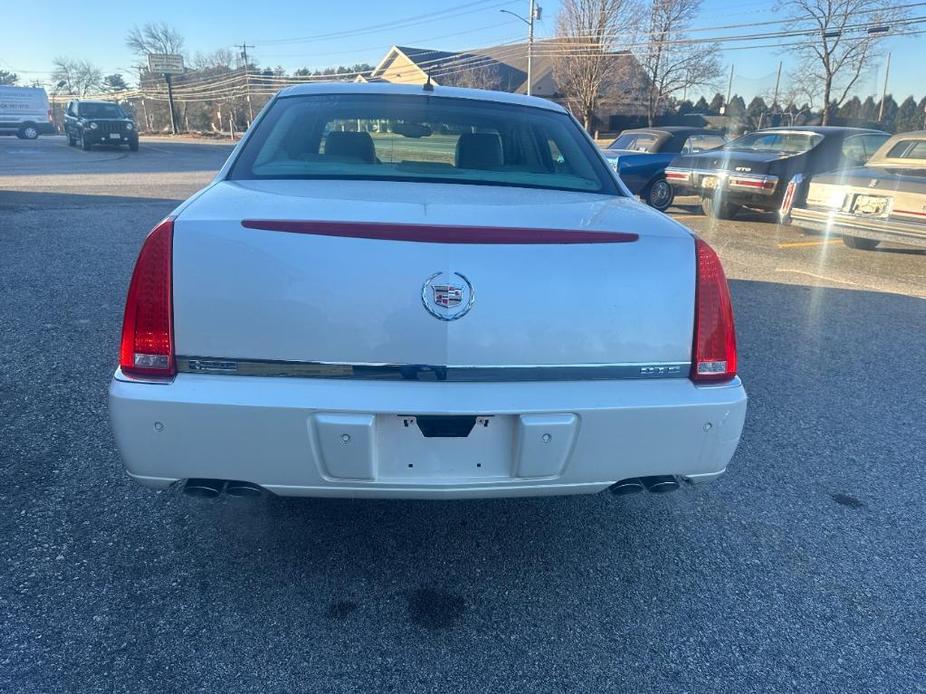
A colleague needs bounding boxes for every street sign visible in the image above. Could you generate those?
[147,54,184,74]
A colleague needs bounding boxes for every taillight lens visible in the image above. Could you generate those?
[119,218,175,378]
[691,238,737,383]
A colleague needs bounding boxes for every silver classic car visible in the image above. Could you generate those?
[788,131,926,249]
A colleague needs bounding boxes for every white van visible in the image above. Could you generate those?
[0,86,56,139]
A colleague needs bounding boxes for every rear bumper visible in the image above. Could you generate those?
[790,207,926,248]
[666,168,781,209]
[109,371,747,499]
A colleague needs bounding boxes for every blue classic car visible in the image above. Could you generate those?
[603,127,726,211]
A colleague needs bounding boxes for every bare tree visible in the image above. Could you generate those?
[51,57,102,96]
[552,0,640,131]
[441,61,505,91]
[192,48,236,72]
[126,22,185,57]
[781,0,903,124]
[639,0,721,126]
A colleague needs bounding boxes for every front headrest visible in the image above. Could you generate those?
[324,131,376,163]
[455,133,503,170]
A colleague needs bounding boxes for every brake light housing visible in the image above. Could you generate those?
[119,218,175,379]
[691,238,737,383]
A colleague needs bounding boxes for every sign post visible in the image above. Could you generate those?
[147,53,184,135]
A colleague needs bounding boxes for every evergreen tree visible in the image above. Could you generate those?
[838,96,861,120]
[859,96,877,122]
[694,96,709,112]
[894,96,920,133]
[708,92,724,114]
[677,99,695,116]
[746,96,767,127]
[877,94,898,131]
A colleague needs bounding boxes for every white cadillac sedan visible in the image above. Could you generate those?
[109,83,746,500]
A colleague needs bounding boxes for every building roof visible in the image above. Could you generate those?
[366,43,639,97]
[277,81,568,112]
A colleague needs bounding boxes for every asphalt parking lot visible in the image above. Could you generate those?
[1,135,924,693]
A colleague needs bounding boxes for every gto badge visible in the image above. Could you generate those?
[422,271,475,321]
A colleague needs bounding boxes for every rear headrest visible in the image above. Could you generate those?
[324,131,376,163]
[456,133,503,170]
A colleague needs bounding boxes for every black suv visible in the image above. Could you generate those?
[63,100,139,151]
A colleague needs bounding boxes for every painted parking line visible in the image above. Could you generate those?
[777,239,843,249]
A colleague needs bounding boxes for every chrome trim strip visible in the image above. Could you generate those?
[177,357,692,382]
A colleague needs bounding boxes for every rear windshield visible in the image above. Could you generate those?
[608,133,659,152]
[229,94,619,194]
[724,131,823,155]
[886,140,926,159]
[79,103,126,118]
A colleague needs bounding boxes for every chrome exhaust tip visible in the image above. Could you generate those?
[640,475,680,494]
[181,478,225,498]
[225,480,264,498]
[609,478,645,495]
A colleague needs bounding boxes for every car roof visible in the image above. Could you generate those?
[277,82,568,113]
[74,99,120,105]
[622,126,720,135]
[755,126,887,135]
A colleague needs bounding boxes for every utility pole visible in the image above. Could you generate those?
[878,52,891,122]
[527,0,536,96]
[501,3,541,96]
[165,73,178,134]
[238,42,256,124]
[771,61,782,110]
[720,64,734,115]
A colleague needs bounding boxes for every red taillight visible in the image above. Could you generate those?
[119,218,175,378]
[691,238,737,383]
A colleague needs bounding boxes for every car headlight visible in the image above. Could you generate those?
[609,157,620,172]
[126,123,133,131]
[89,122,98,130]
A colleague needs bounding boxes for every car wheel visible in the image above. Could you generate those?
[67,131,77,146]
[129,139,139,152]
[644,178,674,211]
[842,236,880,250]
[701,196,740,220]
[18,126,39,140]
[80,132,92,151]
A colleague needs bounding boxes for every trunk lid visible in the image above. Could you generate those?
[672,149,785,174]
[172,180,696,368]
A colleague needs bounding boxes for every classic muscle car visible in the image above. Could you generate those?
[109,83,746,501]
[787,131,926,249]
[603,126,725,210]
[665,127,889,219]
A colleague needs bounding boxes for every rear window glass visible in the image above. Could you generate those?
[608,133,659,152]
[682,134,725,154]
[229,94,618,195]
[724,131,823,154]
[886,140,926,159]
[79,103,125,118]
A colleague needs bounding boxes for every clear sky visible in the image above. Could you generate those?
[1,0,922,103]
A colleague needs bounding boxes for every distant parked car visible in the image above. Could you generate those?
[0,85,55,139]
[787,131,926,250]
[666,127,890,219]
[63,99,139,151]
[603,127,726,211]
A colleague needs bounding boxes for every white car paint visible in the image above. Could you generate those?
[109,83,746,499]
